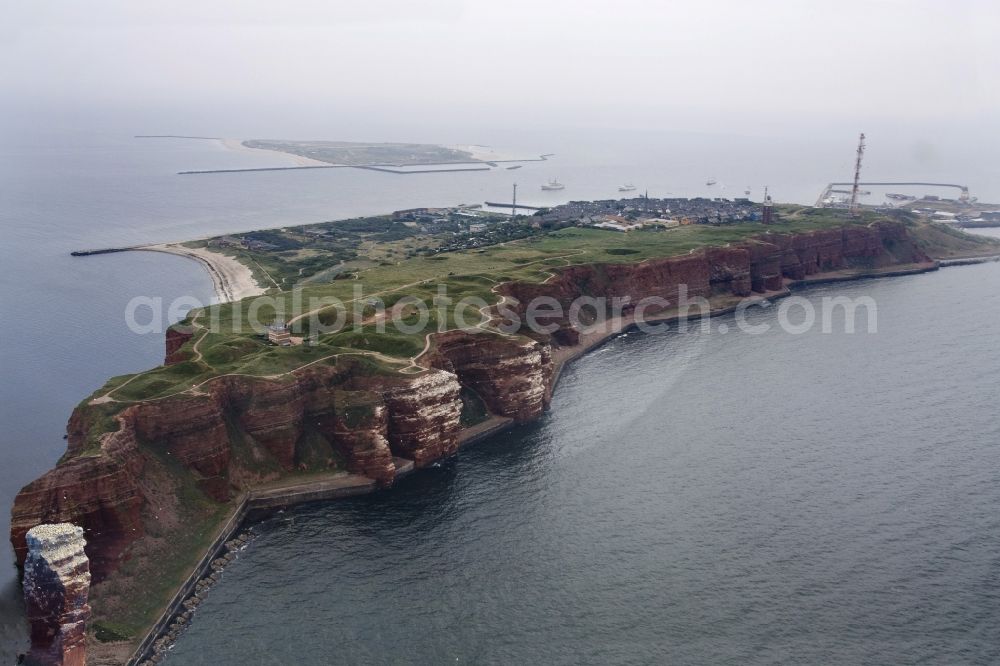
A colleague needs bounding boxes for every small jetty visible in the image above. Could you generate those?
[179,163,496,176]
[485,202,543,210]
[135,135,222,140]
[178,165,342,175]
[70,246,140,257]
[354,165,492,175]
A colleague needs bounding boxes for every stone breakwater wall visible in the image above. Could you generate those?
[127,473,388,666]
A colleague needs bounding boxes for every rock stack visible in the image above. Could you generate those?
[22,523,91,666]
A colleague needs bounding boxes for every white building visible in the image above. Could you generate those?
[593,221,643,232]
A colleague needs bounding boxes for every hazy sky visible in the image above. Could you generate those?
[2,0,998,136]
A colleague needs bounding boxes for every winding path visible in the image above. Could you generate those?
[91,248,589,405]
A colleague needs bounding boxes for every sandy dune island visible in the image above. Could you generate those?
[220,138,333,167]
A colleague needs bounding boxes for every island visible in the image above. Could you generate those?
[139,136,550,175]
[240,139,482,166]
[12,197,1000,665]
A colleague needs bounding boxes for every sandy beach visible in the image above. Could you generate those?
[141,244,266,303]
[450,144,521,162]
[220,138,333,167]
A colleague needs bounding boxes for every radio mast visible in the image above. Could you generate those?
[849,133,866,217]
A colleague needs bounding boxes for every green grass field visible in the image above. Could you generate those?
[71,203,1000,645]
[84,205,997,419]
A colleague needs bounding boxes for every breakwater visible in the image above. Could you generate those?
[125,468,406,665]
[938,254,1000,267]
[177,163,495,176]
[178,165,343,175]
[353,165,492,174]
[484,202,543,210]
[70,246,141,257]
[134,135,222,140]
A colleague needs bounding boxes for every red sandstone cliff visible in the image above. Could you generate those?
[10,362,463,580]
[497,222,930,336]
[22,524,91,666]
[12,416,145,583]
[427,331,552,423]
[10,221,931,591]
[164,327,194,366]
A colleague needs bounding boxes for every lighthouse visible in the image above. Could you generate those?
[762,186,774,225]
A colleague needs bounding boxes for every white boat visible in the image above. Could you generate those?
[706,178,717,186]
[618,184,637,192]
[541,179,565,191]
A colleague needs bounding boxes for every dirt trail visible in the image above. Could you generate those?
[91,248,589,404]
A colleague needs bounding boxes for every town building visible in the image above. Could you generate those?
[593,220,644,232]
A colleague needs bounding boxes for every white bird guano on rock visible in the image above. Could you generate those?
[22,523,91,666]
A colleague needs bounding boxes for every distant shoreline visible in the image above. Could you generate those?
[136,244,265,303]
[136,135,552,175]
[219,138,334,167]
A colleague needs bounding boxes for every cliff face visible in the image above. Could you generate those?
[229,378,306,472]
[164,327,194,366]
[22,524,91,666]
[378,371,463,465]
[130,393,232,500]
[318,390,396,481]
[498,222,929,333]
[10,222,930,590]
[12,419,144,583]
[10,363,463,580]
[427,331,552,423]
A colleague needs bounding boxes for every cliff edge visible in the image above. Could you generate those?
[10,220,936,654]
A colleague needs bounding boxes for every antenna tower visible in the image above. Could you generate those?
[849,132,866,217]
[512,182,518,220]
